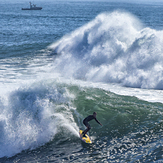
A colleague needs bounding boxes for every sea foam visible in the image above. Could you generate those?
[0,82,78,158]
[50,11,163,89]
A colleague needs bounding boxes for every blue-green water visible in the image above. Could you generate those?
[1,1,163,162]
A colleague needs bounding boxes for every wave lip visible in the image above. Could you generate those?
[50,11,163,90]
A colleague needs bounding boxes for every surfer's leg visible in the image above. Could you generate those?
[83,123,91,136]
[82,120,88,135]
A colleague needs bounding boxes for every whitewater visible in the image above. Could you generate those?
[1,1,163,162]
[49,11,163,90]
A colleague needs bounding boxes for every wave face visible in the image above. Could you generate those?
[50,11,163,89]
[1,82,163,162]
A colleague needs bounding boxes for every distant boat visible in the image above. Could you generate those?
[22,2,42,10]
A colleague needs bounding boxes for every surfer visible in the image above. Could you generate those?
[82,112,102,137]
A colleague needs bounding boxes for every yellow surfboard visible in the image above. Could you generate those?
[79,130,92,144]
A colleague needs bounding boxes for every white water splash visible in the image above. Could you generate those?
[50,11,163,89]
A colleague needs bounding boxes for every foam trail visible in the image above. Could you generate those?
[49,11,163,90]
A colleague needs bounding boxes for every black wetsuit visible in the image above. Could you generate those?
[82,115,101,135]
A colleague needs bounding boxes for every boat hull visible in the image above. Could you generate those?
[22,7,42,10]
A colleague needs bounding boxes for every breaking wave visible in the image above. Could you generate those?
[50,11,163,89]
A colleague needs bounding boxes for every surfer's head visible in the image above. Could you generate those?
[93,112,97,117]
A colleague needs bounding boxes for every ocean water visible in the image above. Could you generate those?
[1,0,163,162]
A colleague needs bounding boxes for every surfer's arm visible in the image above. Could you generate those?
[95,118,102,126]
